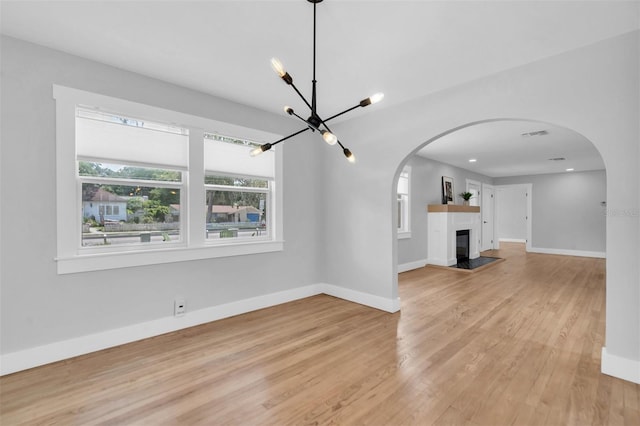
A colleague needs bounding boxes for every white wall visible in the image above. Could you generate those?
[397,155,493,269]
[495,171,606,254]
[0,37,322,356]
[496,185,529,242]
[324,31,639,382]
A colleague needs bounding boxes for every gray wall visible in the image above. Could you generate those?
[397,155,493,267]
[0,36,322,353]
[322,32,639,366]
[496,185,528,241]
[495,170,606,253]
[2,31,639,382]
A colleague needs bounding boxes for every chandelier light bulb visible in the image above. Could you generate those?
[344,148,355,163]
[321,130,338,145]
[270,58,286,78]
[369,93,384,104]
[250,143,272,157]
[360,92,385,107]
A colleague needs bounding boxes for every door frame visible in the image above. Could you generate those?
[494,183,533,252]
[481,183,496,251]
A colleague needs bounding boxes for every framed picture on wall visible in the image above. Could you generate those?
[442,176,454,204]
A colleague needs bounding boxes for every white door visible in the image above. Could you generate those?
[466,179,481,207]
[481,184,495,251]
[495,185,528,242]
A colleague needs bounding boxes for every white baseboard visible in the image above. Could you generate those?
[499,238,527,243]
[398,259,427,273]
[321,283,401,313]
[601,347,640,384]
[0,283,400,376]
[426,257,456,267]
[528,246,606,259]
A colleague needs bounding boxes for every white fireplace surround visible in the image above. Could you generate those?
[427,205,481,266]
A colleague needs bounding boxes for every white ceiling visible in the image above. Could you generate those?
[2,0,637,176]
[416,120,605,177]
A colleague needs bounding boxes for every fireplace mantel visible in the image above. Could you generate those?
[427,205,481,267]
[427,204,480,213]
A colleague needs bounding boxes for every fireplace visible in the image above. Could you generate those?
[456,229,470,263]
[426,205,480,267]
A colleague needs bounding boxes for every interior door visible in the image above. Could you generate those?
[466,180,481,207]
[481,184,495,251]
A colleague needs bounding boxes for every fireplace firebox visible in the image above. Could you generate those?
[456,229,470,263]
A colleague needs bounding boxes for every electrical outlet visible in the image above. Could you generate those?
[174,298,186,317]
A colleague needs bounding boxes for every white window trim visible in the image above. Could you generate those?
[397,166,411,239]
[54,85,284,274]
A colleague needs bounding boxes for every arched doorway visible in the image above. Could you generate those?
[393,118,606,274]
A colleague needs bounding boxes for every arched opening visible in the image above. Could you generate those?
[392,117,606,282]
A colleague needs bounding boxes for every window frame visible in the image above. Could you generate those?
[397,166,411,239]
[54,85,284,274]
[204,172,272,243]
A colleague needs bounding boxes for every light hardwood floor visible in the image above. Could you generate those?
[1,243,638,425]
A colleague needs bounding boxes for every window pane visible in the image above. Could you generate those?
[204,175,268,188]
[81,183,180,247]
[205,189,267,240]
[79,162,182,182]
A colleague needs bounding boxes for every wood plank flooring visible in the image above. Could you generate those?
[1,243,639,425]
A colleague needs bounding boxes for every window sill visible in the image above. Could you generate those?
[398,231,412,240]
[56,240,284,274]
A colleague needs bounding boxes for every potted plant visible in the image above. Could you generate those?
[459,191,473,206]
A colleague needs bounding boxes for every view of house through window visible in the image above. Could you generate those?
[80,165,183,246]
[203,133,273,242]
[55,85,282,273]
[77,108,187,248]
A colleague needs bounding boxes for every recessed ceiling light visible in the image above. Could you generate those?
[549,157,566,161]
[469,159,477,163]
[566,168,574,172]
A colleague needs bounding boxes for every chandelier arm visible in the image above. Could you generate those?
[289,81,314,112]
[271,127,311,146]
[289,110,313,128]
[323,104,361,123]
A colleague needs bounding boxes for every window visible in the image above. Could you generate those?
[203,133,274,242]
[54,85,283,274]
[397,166,411,239]
[76,108,186,248]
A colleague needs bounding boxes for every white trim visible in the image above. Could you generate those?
[528,246,606,258]
[56,241,285,274]
[601,347,640,384]
[398,259,427,273]
[494,183,532,252]
[465,179,482,207]
[0,283,400,375]
[499,238,527,243]
[397,231,412,240]
[53,84,285,274]
[321,284,401,313]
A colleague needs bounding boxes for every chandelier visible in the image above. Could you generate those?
[250,0,384,163]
